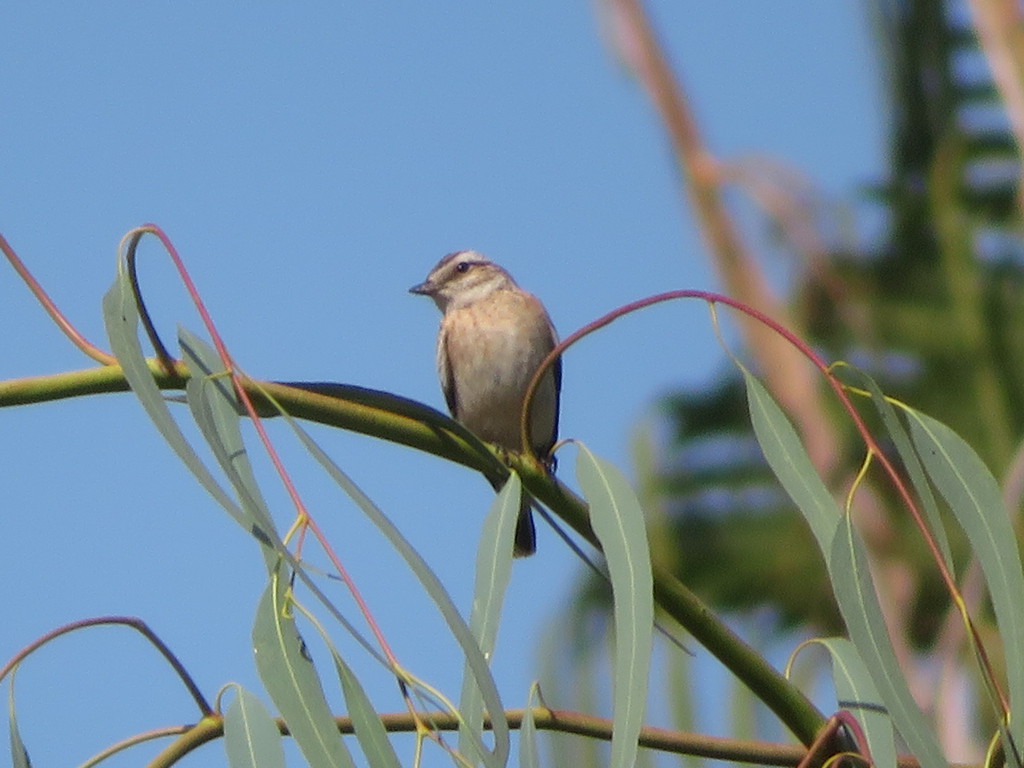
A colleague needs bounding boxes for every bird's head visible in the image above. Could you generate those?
[409,250,517,312]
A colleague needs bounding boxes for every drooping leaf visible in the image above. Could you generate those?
[285,418,508,765]
[224,684,286,768]
[519,684,542,768]
[744,369,946,768]
[807,637,897,768]
[332,651,403,768]
[577,444,653,768]
[743,369,840,548]
[253,572,355,768]
[458,474,520,764]
[102,273,249,529]
[175,332,382,667]
[849,368,954,570]
[7,670,31,768]
[180,328,279,565]
[908,408,1024,760]
[829,514,945,768]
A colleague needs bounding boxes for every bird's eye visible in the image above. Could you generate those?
[456,261,472,274]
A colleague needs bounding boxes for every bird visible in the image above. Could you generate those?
[410,250,561,557]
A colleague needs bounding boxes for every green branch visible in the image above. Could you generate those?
[0,362,825,744]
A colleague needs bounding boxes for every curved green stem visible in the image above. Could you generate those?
[0,362,825,744]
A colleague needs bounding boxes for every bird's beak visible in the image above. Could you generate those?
[409,280,434,296]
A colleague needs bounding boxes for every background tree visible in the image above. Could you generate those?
[6,1,1015,766]
[559,0,1024,758]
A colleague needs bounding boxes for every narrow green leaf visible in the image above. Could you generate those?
[536,616,599,768]
[175,330,378,666]
[908,409,1024,758]
[743,370,946,768]
[666,641,700,768]
[253,572,355,768]
[853,370,954,570]
[102,274,248,529]
[7,671,31,768]
[284,419,508,765]
[224,685,286,768]
[179,329,279,567]
[743,369,838,548]
[458,474,520,763]
[106,265,387,763]
[332,651,403,768]
[519,684,541,768]
[576,444,653,768]
[809,638,896,768]
[179,329,274,525]
[103,276,291,580]
[829,516,945,767]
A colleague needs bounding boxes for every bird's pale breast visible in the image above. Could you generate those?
[439,289,557,453]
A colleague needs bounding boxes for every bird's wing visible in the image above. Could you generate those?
[550,350,562,448]
[539,318,562,464]
[438,324,460,417]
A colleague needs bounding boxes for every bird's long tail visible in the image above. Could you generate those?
[513,496,536,557]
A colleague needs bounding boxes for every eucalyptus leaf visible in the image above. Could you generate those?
[102,271,248,528]
[908,409,1024,760]
[253,572,355,768]
[744,369,946,768]
[577,444,653,768]
[224,685,287,768]
[180,328,279,565]
[519,685,541,768]
[285,418,509,765]
[7,670,30,768]
[808,637,896,768]
[850,369,954,570]
[458,474,520,764]
[332,651,402,768]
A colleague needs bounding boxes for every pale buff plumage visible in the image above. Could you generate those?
[410,251,561,556]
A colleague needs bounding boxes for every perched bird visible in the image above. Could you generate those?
[410,250,561,556]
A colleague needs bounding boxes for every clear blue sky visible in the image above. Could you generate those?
[1,3,882,765]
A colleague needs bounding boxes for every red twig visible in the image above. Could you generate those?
[0,231,117,365]
[118,224,400,669]
[522,288,1005,718]
[0,615,212,717]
